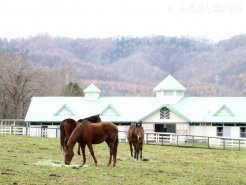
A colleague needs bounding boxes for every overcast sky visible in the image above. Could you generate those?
[0,0,245,41]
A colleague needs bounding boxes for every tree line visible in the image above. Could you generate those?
[0,50,83,119]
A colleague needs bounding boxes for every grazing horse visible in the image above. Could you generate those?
[60,114,101,155]
[64,120,118,166]
[127,122,144,160]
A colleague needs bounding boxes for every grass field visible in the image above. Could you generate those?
[0,135,246,185]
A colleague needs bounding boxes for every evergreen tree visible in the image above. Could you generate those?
[63,82,84,96]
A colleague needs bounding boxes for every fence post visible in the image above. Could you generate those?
[192,135,194,147]
[177,135,179,146]
[41,126,48,137]
[239,140,241,151]
[223,138,225,149]
[208,137,210,149]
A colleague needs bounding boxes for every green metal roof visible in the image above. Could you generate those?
[24,96,246,123]
[153,75,186,91]
[24,75,246,123]
[24,96,162,122]
[171,97,246,123]
[83,84,101,93]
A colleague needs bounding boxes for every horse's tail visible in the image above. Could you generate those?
[60,120,66,152]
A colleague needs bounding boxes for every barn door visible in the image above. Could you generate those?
[155,124,166,132]
[155,124,176,133]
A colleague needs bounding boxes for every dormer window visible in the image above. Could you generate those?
[160,107,170,119]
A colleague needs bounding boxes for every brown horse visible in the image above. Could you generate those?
[127,122,144,160]
[64,120,118,166]
[60,114,101,155]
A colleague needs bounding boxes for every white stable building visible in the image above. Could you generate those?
[25,75,246,139]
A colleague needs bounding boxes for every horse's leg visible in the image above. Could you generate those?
[107,141,113,166]
[77,143,81,155]
[133,143,136,159]
[80,144,86,165]
[87,143,97,166]
[136,143,140,160]
[139,142,143,160]
[63,137,68,153]
[129,141,133,157]
[113,137,118,166]
[133,143,139,160]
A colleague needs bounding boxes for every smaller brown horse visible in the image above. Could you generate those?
[60,114,101,155]
[64,120,118,166]
[127,122,144,160]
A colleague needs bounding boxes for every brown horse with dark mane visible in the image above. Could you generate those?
[60,114,101,155]
[64,120,118,166]
[127,122,144,160]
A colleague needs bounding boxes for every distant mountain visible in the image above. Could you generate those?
[1,34,246,96]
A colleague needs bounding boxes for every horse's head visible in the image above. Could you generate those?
[136,121,142,127]
[136,133,142,142]
[64,147,74,165]
[135,124,144,142]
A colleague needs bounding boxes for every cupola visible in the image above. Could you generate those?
[83,84,101,100]
[154,75,186,104]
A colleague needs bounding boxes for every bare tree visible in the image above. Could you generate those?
[0,51,42,118]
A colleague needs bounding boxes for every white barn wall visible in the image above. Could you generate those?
[142,123,155,132]
[47,126,59,138]
[118,125,129,141]
[189,126,216,137]
[231,127,240,138]
[143,110,187,123]
[176,123,189,135]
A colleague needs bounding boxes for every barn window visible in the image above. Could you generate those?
[240,127,246,138]
[217,127,223,137]
[164,91,173,96]
[160,107,170,119]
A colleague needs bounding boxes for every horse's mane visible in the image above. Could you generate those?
[77,114,101,123]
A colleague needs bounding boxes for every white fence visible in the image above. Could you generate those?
[1,126,246,150]
[0,126,59,138]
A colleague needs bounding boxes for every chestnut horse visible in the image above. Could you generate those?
[127,122,144,160]
[60,114,101,155]
[64,120,118,166]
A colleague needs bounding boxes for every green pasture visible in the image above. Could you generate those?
[0,135,246,185]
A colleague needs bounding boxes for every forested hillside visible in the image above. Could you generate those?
[1,34,246,97]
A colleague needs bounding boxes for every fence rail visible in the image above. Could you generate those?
[1,126,246,150]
